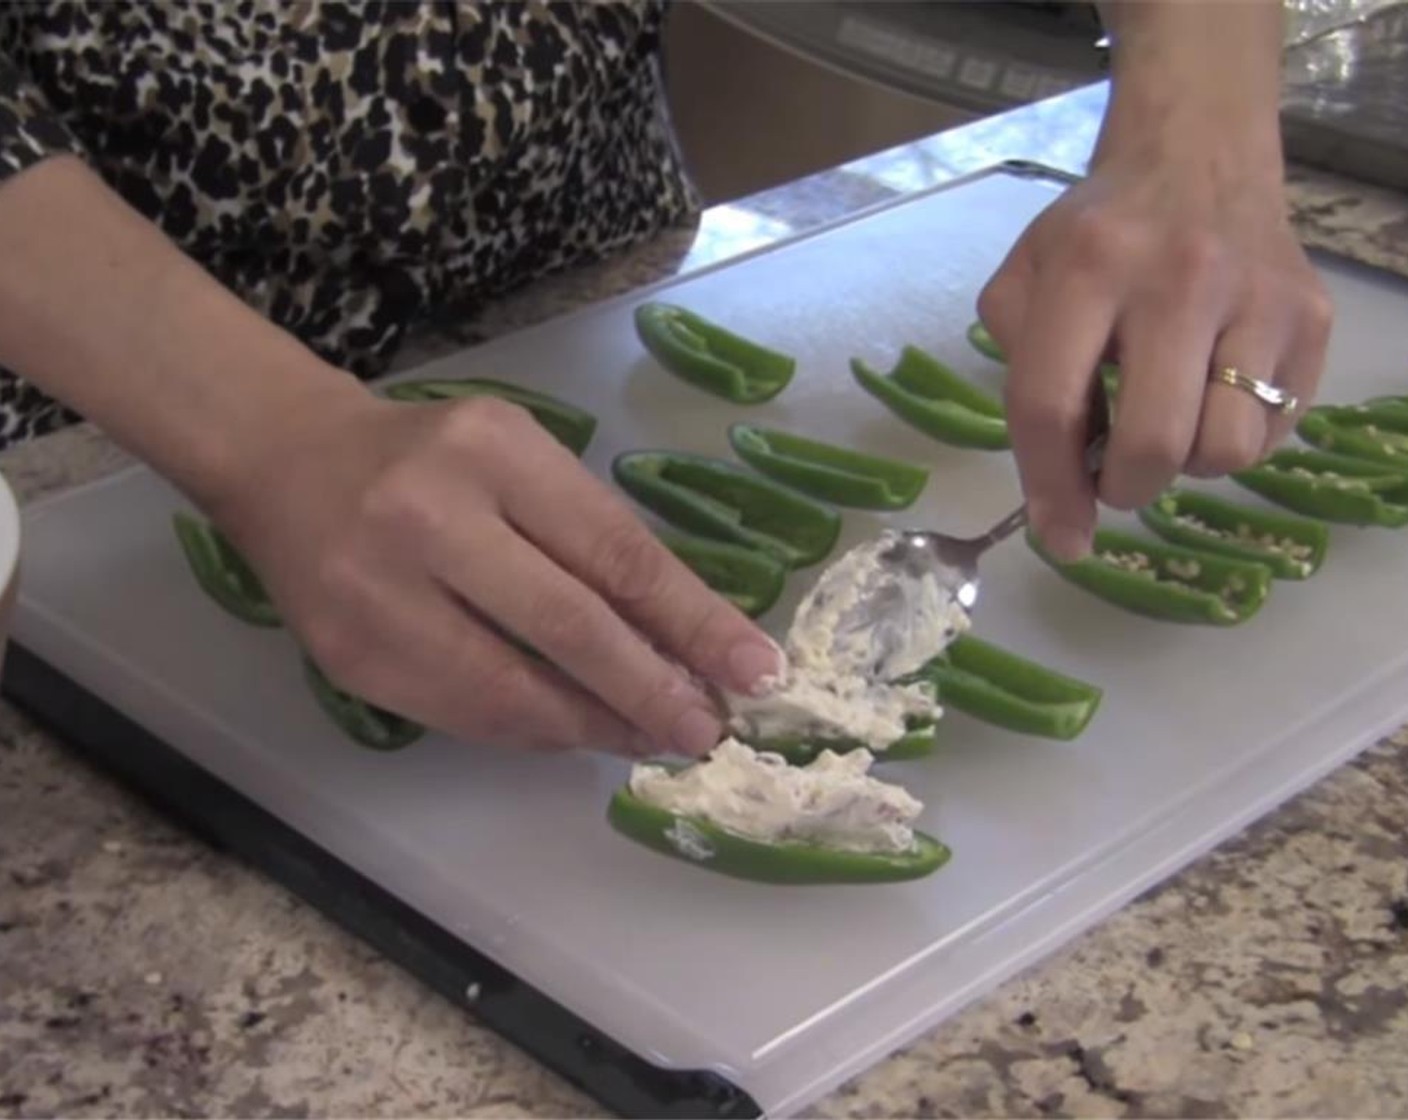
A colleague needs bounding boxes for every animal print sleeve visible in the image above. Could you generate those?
[0,53,85,182]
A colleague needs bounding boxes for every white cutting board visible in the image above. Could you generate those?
[13,166,1408,1116]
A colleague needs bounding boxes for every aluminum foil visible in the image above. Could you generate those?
[1278,0,1408,191]
[1282,1,1408,112]
[1282,0,1399,44]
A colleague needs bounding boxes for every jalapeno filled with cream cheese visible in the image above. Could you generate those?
[608,739,951,884]
[724,531,968,760]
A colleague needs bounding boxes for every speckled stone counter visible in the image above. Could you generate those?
[4,83,1408,1119]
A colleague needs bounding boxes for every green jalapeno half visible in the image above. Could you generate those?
[303,656,424,751]
[634,301,795,404]
[909,635,1102,741]
[172,512,281,628]
[383,376,597,456]
[963,320,1122,400]
[1230,448,1408,527]
[606,786,951,885]
[727,422,929,510]
[613,450,842,569]
[851,346,1009,450]
[1356,394,1408,425]
[1137,488,1329,580]
[1295,404,1408,468]
[966,320,1006,362]
[659,531,787,619]
[1027,525,1273,625]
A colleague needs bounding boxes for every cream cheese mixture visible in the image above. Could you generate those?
[629,738,922,853]
[726,530,971,751]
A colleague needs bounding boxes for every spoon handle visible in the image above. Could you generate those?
[973,503,1031,552]
[975,400,1110,556]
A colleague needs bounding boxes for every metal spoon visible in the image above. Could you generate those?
[821,376,1113,680]
[896,375,1111,598]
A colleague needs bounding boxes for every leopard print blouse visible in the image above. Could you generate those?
[0,0,698,446]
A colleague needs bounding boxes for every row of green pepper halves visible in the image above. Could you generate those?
[1030,465,1401,625]
[967,317,1408,528]
[1247,394,1408,524]
[386,310,1009,462]
[1024,487,1340,627]
[611,434,1339,632]
[612,420,922,609]
[634,300,1021,455]
[380,345,1408,631]
[1293,396,1408,469]
[618,422,935,560]
[965,318,1408,606]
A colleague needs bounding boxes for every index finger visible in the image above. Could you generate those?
[496,442,783,696]
[1002,269,1118,562]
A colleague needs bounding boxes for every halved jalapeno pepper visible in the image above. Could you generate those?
[612,451,842,569]
[606,786,950,884]
[303,656,424,751]
[910,635,1102,741]
[1138,488,1329,580]
[1230,448,1408,527]
[727,422,928,510]
[1357,394,1408,425]
[172,512,281,628]
[963,320,1122,400]
[851,346,1009,450]
[965,320,1005,362]
[383,377,597,456]
[1311,395,1408,431]
[1027,526,1273,625]
[634,301,795,404]
[659,531,787,618]
[1295,404,1408,467]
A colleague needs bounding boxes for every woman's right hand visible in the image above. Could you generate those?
[213,390,783,759]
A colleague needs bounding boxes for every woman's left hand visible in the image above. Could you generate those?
[977,7,1334,564]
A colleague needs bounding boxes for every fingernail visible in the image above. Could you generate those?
[1042,522,1092,563]
[671,707,722,758]
[727,639,783,694]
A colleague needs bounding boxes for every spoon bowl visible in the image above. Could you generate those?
[853,375,1114,651]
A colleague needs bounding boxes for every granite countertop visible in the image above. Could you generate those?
[4,83,1408,1119]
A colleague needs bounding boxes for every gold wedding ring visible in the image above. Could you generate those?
[1211,366,1299,416]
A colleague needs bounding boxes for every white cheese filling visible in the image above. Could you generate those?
[630,737,922,854]
[727,530,971,751]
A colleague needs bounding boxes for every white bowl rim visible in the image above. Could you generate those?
[0,468,21,591]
